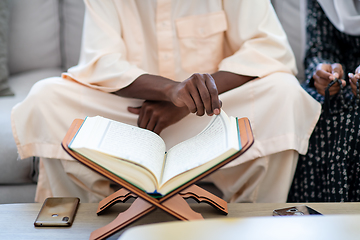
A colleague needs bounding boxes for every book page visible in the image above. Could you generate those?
[71,116,166,183]
[160,112,237,185]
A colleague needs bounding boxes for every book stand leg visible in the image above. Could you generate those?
[90,197,155,240]
[178,185,228,215]
[89,185,228,240]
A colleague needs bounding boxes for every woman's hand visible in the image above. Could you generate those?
[349,65,360,98]
[313,63,346,96]
[168,73,221,116]
[127,101,190,134]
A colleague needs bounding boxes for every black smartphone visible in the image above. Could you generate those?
[34,197,80,227]
[273,205,322,216]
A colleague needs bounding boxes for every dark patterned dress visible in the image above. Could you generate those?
[287,0,360,202]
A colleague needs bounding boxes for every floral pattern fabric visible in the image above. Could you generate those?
[288,0,360,202]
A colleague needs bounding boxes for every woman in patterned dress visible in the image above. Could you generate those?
[288,0,360,202]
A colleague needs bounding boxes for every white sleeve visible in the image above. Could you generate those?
[63,0,146,92]
[219,0,297,78]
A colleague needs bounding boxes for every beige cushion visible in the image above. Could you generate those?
[62,0,85,70]
[0,0,13,96]
[7,0,61,75]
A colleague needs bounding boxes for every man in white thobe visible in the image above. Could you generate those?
[12,0,321,203]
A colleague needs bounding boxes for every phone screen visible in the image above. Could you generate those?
[34,197,80,227]
[273,205,322,216]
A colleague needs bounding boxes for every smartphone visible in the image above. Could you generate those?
[273,205,322,216]
[34,197,80,227]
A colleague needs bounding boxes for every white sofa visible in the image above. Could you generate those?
[0,0,85,203]
[0,0,306,203]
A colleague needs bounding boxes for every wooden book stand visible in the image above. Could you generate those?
[62,117,254,240]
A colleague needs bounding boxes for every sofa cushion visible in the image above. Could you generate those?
[272,0,306,83]
[0,68,62,184]
[62,0,85,70]
[7,0,61,75]
[0,0,13,96]
[0,184,37,203]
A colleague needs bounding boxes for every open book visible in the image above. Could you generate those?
[68,111,241,197]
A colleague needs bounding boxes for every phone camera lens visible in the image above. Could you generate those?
[287,208,298,212]
[62,216,69,222]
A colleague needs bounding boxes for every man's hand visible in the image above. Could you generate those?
[313,63,346,96]
[115,73,221,116]
[116,71,254,133]
[168,73,221,116]
[127,101,190,134]
[349,65,360,98]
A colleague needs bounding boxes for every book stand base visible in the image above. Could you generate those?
[90,185,228,240]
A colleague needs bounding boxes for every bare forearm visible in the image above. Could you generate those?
[115,71,256,100]
[115,71,255,116]
[114,74,175,101]
[212,71,256,94]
